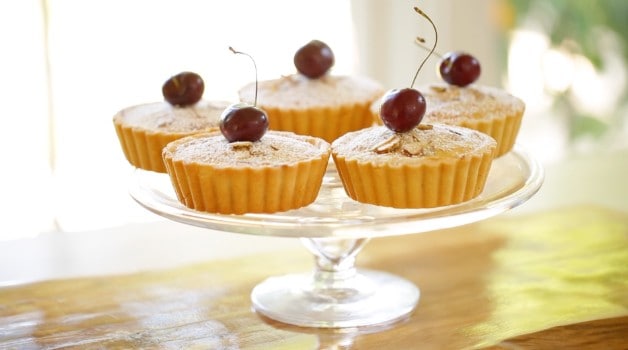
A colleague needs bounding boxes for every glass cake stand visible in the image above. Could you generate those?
[129,145,543,328]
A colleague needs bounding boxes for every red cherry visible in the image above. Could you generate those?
[294,40,334,79]
[379,88,426,133]
[162,71,204,106]
[439,52,481,87]
[220,103,269,142]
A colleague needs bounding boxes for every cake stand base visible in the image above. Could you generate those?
[251,269,419,328]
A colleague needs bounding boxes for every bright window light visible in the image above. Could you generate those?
[1,1,355,239]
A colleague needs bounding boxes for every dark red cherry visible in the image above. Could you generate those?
[379,88,426,133]
[294,40,334,79]
[220,103,269,142]
[439,52,481,87]
[162,71,204,106]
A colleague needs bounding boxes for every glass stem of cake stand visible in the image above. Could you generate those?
[300,237,375,301]
[251,236,420,328]
[250,160,423,328]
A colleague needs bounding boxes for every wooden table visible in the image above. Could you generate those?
[1,205,626,349]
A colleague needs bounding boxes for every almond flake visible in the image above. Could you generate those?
[231,141,253,150]
[401,143,423,156]
[157,118,173,128]
[430,85,447,93]
[373,135,400,154]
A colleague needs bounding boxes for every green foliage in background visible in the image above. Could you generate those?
[510,0,627,68]
[509,0,627,141]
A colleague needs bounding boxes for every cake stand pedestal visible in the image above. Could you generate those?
[130,145,543,328]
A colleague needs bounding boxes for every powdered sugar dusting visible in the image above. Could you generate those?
[331,124,495,166]
[114,100,231,132]
[164,131,330,167]
[420,83,525,122]
[238,74,384,109]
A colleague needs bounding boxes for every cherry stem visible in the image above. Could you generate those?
[229,46,258,106]
[414,37,443,58]
[410,7,438,88]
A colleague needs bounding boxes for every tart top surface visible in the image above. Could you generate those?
[331,123,496,165]
[238,74,383,109]
[164,130,330,167]
[114,100,231,133]
[419,83,525,123]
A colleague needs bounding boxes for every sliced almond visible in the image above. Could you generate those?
[373,134,400,154]
[231,141,253,150]
[401,142,423,156]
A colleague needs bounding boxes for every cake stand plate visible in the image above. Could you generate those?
[129,145,543,328]
[131,146,543,238]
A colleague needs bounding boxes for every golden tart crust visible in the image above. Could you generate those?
[331,123,497,208]
[162,131,331,214]
[238,74,384,143]
[113,100,230,173]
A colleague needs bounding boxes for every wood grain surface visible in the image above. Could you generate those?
[0,205,626,349]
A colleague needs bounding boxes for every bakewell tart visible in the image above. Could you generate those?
[419,83,525,157]
[162,130,331,214]
[113,100,230,173]
[237,40,384,143]
[371,83,524,157]
[331,123,497,209]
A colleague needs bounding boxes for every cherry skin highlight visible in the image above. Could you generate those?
[379,88,426,133]
[220,103,269,142]
[162,71,204,106]
[439,51,481,87]
[294,40,334,79]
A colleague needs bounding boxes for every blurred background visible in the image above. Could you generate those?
[1,0,626,241]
